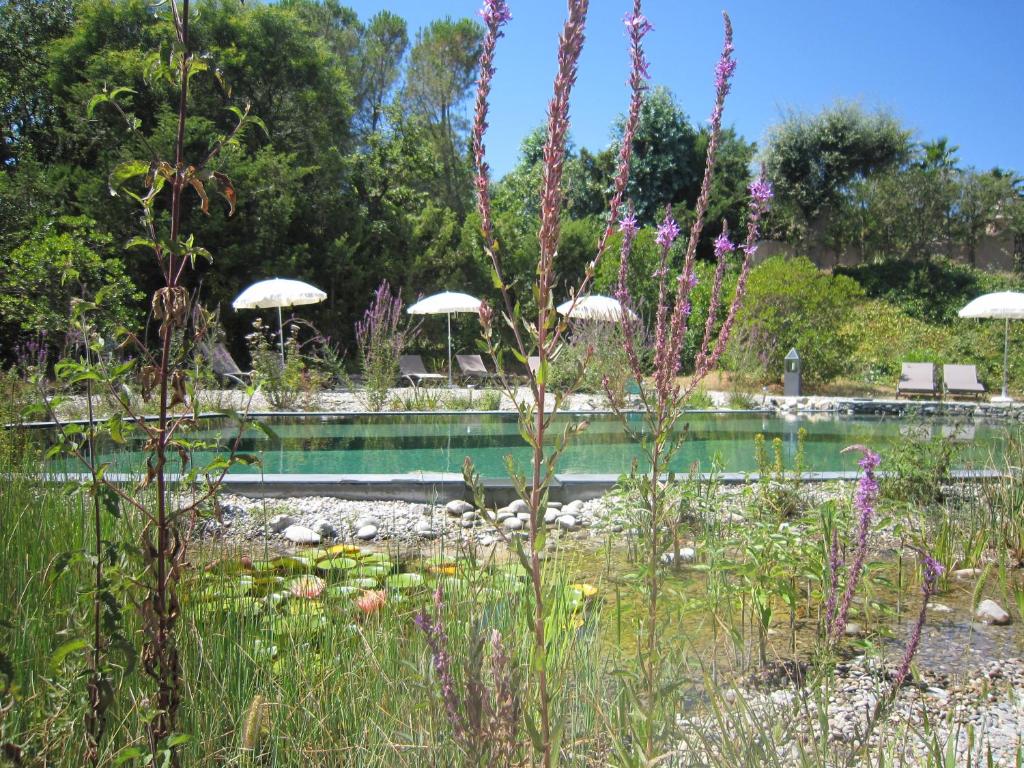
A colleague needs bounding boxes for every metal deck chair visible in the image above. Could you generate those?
[399,355,445,388]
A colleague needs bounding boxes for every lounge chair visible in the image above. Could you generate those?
[200,342,252,386]
[896,362,937,398]
[456,354,499,384]
[399,355,445,388]
[943,364,985,398]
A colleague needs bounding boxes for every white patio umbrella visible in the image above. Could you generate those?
[556,294,638,322]
[406,291,482,385]
[958,291,1024,402]
[232,278,327,364]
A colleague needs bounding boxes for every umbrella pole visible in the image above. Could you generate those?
[447,312,453,387]
[278,305,285,367]
[1002,317,1010,400]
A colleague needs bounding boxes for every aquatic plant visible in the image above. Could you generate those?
[414,587,522,765]
[43,1,262,762]
[470,0,648,764]
[828,445,880,643]
[355,280,412,411]
[606,9,773,761]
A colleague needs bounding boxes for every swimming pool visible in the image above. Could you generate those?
[78,411,1009,479]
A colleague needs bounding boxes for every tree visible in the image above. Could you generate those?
[763,103,912,242]
[355,11,408,135]
[0,215,141,354]
[954,168,1023,266]
[0,0,75,167]
[401,17,482,215]
[616,86,700,225]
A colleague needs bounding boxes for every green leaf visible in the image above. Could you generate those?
[109,160,151,193]
[50,638,88,675]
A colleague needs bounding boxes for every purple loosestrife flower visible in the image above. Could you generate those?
[618,211,639,237]
[749,177,774,207]
[713,231,735,258]
[414,587,463,739]
[615,206,643,378]
[891,552,945,691]
[830,445,881,643]
[655,216,680,249]
[471,0,512,253]
[598,0,650,280]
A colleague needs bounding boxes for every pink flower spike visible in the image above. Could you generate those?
[655,214,680,249]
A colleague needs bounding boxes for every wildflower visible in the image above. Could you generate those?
[830,445,881,642]
[655,214,680,249]
[478,0,511,26]
[891,551,945,691]
[713,231,735,259]
[748,177,774,207]
[618,212,639,237]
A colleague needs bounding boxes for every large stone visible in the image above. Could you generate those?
[353,516,381,530]
[446,499,475,516]
[976,599,1012,625]
[269,514,297,533]
[506,499,529,515]
[461,511,479,523]
[661,547,696,565]
[496,511,514,523]
[556,515,578,531]
[544,509,561,524]
[503,517,525,531]
[354,524,379,541]
[312,519,337,539]
[953,568,983,581]
[414,521,438,539]
[562,500,583,515]
[281,525,320,545]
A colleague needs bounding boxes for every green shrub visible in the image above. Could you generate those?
[842,299,951,383]
[837,256,1024,325]
[245,319,324,410]
[550,319,639,408]
[881,427,961,508]
[726,255,863,385]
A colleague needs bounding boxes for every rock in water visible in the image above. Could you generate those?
[281,525,320,545]
[354,524,379,541]
[269,514,296,533]
[445,500,474,516]
[661,547,696,565]
[976,599,1012,625]
[312,519,337,539]
[413,522,438,539]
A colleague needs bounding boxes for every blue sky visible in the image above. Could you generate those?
[342,1,1024,179]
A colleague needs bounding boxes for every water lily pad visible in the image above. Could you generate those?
[569,583,599,599]
[345,577,380,589]
[269,555,311,573]
[316,557,358,573]
[326,585,359,598]
[351,565,390,578]
[358,552,392,565]
[297,548,330,562]
[427,563,459,576]
[327,544,363,557]
[385,573,425,590]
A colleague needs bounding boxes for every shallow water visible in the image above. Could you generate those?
[61,411,1014,478]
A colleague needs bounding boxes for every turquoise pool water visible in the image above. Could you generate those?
[76,411,1009,478]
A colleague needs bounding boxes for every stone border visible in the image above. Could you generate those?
[44,468,1004,505]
